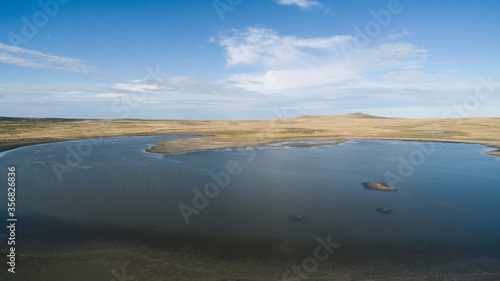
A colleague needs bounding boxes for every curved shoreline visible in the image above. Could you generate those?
[2,114,500,157]
[2,136,500,158]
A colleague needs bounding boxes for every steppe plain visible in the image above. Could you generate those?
[1,113,500,156]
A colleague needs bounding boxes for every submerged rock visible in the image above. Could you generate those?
[287,214,305,221]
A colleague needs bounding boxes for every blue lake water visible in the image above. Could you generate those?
[1,135,499,260]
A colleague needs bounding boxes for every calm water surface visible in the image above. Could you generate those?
[1,136,499,258]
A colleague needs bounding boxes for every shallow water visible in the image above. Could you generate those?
[1,136,500,279]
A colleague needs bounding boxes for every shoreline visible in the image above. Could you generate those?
[0,139,69,153]
[2,135,500,158]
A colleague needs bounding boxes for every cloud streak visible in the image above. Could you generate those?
[274,0,325,10]
[0,43,93,73]
[381,29,416,41]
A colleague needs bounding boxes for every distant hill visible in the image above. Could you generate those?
[0,117,85,122]
[344,112,388,119]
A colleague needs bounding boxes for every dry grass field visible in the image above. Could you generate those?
[1,113,500,154]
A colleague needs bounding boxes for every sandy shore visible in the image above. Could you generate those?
[1,113,500,156]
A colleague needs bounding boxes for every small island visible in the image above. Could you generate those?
[362,182,397,191]
[376,208,392,214]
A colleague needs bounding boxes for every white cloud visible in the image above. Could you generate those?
[381,29,416,41]
[217,27,431,93]
[0,43,92,73]
[382,70,430,82]
[225,65,360,92]
[219,27,352,68]
[274,0,324,10]
[92,93,126,98]
[113,82,160,93]
[360,43,430,70]
[372,43,429,60]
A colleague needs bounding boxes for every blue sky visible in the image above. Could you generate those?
[0,0,499,119]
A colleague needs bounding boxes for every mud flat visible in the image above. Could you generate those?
[145,137,348,154]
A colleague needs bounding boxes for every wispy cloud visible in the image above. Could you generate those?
[381,70,430,82]
[0,43,93,73]
[274,0,325,11]
[381,29,416,41]
[218,27,352,68]
[216,27,430,93]
[0,74,260,105]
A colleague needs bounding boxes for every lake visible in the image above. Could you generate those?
[1,135,499,279]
